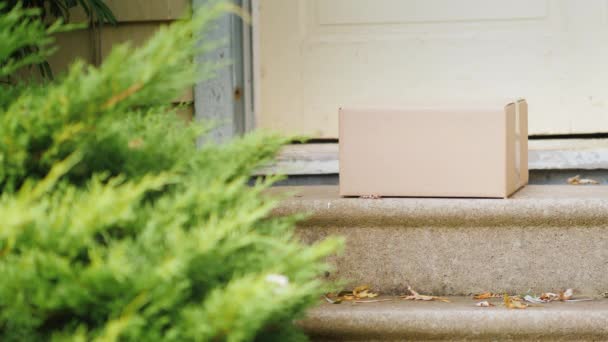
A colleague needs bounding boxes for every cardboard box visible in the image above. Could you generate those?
[339,100,528,198]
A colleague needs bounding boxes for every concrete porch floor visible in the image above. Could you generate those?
[271,170,608,186]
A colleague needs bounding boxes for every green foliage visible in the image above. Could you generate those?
[1,0,115,78]
[0,2,67,78]
[0,2,341,341]
[1,0,116,24]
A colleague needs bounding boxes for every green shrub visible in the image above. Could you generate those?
[0,2,341,341]
[1,0,117,78]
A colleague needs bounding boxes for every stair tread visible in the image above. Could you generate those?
[271,185,608,227]
[275,184,608,200]
[300,296,608,340]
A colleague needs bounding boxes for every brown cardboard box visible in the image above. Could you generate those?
[339,100,528,198]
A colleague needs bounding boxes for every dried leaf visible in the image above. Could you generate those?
[473,292,496,299]
[560,288,573,301]
[401,285,450,303]
[360,194,381,199]
[359,290,378,299]
[473,292,506,300]
[476,301,494,307]
[567,175,599,185]
[329,286,380,302]
[504,294,528,309]
[353,285,369,296]
[353,285,369,292]
[323,294,342,304]
[524,295,547,304]
[540,292,558,302]
[352,285,379,299]
[526,289,589,304]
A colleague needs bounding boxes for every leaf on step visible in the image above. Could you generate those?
[567,175,599,185]
[353,285,369,293]
[540,292,558,302]
[473,292,496,299]
[360,194,381,199]
[504,294,528,309]
[524,295,548,304]
[323,294,342,304]
[352,285,379,299]
[473,292,508,300]
[560,288,573,301]
[360,291,379,298]
[526,289,591,303]
[326,285,380,303]
[476,301,494,307]
[558,287,593,302]
[335,290,355,301]
[401,285,450,303]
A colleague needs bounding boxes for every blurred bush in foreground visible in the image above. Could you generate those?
[0,2,341,341]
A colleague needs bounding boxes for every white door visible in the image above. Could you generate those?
[255,0,608,138]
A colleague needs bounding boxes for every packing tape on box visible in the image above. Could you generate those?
[514,99,522,188]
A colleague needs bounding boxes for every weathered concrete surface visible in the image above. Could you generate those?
[257,140,608,176]
[270,186,608,295]
[300,297,608,341]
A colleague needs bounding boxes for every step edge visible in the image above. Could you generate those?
[299,299,608,339]
[274,198,608,228]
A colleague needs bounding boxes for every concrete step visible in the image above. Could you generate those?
[299,296,608,341]
[271,185,608,296]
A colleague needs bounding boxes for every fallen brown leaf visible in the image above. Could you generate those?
[323,294,342,304]
[401,285,450,303]
[473,292,502,300]
[560,288,573,301]
[539,292,558,301]
[352,285,379,299]
[473,292,511,300]
[353,285,369,293]
[504,294,528,309]
[524,295,547,304]
[360,291,379,298]
[567,175,599,185]
[326,285,380,303]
